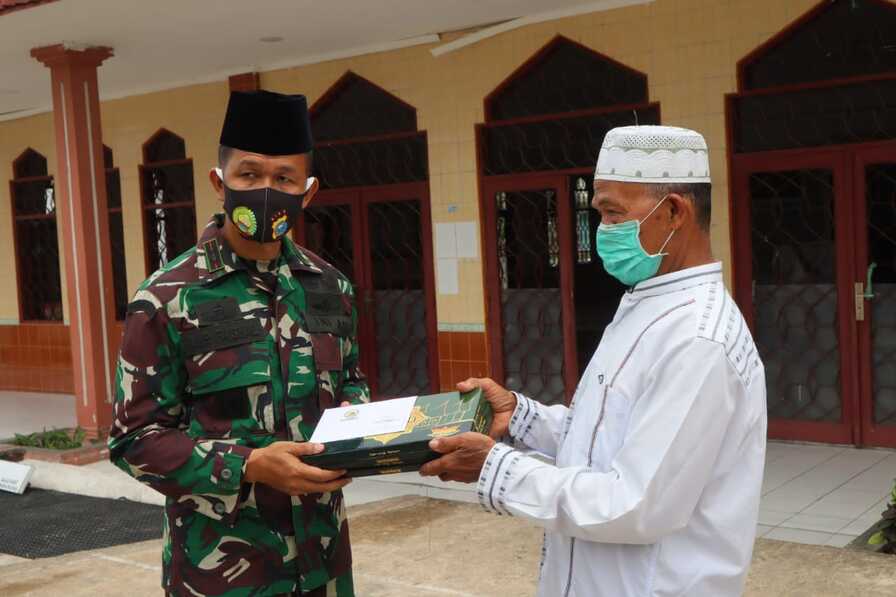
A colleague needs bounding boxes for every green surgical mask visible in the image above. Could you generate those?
[596,196,674,287]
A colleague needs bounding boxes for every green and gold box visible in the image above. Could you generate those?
[305,388,492,477]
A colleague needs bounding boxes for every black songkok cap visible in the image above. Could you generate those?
[219,90,313,155]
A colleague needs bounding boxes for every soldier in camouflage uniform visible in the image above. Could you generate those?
[109,90,370,596]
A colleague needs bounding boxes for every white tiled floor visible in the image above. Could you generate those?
[757,442,895,546]
[349,441,895,548]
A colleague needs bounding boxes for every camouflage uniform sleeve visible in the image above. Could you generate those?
[339,287,370,405]
[108,299,252,526]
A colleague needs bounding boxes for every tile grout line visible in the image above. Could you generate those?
[782,454,892,533]
[761,447,848,496]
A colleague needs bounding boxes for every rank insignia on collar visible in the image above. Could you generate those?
[203,239,224,273]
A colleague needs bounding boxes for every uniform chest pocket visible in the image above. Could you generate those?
[584,386,634,473]
[309,333,347,411]
[183,341,273,437]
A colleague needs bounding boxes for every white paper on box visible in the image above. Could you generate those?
[310,396,417,443]
[0,460,34,495]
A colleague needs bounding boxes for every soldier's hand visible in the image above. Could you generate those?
[244,441,351,496]
[419,432,495,483]
[457,378,516,439]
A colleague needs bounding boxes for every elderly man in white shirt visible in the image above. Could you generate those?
[420,126,767,597]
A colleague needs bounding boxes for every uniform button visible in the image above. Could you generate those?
[221,468,233,481]
[214,502,226,515]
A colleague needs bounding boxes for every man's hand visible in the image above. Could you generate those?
[419,432,496,483]
[244,442,350,495]
[458,378,516,439]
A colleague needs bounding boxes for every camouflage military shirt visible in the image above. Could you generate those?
[109,214,370,596]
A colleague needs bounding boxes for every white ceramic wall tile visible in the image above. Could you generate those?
[454,222,479,259]
[755,524,775,538]
[434,223,457,259]
[437,258,459,295]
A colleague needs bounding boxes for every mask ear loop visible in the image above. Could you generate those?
[638,194,669,225]
[654,228,675,257]
[639,194,675,257]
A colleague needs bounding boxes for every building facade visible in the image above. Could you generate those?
[1,0,895,447]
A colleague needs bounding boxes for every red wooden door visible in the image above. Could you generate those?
[853,142,896,448]
[732,149,857,444]
[297,182,438,399]
[481,174,579,405]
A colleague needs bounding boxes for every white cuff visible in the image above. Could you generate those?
[477,443,522,516]
[508,392,540,444]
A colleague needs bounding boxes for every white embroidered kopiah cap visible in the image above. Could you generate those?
[594,125,711,184]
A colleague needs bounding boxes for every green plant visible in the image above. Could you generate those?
[868,480,896,554]
[12,427,86,450]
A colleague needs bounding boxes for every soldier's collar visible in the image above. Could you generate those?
[197,214,321,284]
[282,236,323,275]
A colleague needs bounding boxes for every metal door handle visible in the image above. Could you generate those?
[855,263,878,322]
[863,262,878,299]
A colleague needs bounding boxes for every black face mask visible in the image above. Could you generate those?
[218,170,313,243]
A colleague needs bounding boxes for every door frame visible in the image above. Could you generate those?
[731,147,858,445]
[296,181,439,398]
[480,172,585,402]
[853,141,896,448]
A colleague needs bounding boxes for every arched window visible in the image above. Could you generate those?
[104,145,127,320]
[10,148,62,321]
[310,71,427,189]
[139,129,196,274]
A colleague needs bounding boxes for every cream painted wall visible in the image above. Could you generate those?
[0,0,834,324]
[98,81,231,300]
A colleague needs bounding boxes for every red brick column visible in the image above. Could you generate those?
[32,44,116,439]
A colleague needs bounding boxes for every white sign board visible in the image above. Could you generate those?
[0,460,34,494]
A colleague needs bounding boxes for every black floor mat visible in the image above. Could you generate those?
[0,488,163,558]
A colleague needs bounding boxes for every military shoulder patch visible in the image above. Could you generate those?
[203,239,224,273]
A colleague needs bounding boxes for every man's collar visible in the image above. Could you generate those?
[628,262,723,297]
[196,214,321,285]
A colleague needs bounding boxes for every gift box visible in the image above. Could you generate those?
[304,388,492,477]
